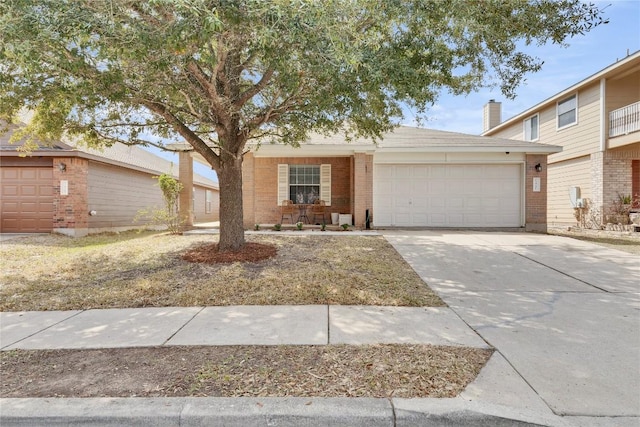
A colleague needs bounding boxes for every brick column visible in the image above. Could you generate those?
[525,154,548,233]
[600,147,639,222]
[52,157,89,237]
[242,152,255,228]
[590,151,604,221]
[178,151,194,227]
[353,152,373,229]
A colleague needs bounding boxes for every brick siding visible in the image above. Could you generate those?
[525,154,548,232]
[52,157,89,236]
[242,155,355,228]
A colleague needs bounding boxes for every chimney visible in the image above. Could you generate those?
[483,99,502,132]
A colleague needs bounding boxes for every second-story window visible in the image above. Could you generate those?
[557,94,577,129]
[524,114,539,141]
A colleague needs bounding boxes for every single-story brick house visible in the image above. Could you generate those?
[0,123,219,236]
[241,126,561,232]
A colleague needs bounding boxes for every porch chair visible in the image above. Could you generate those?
[281,200,296,223]
[311,199,327,224]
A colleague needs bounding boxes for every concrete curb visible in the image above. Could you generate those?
[0,397,565,427]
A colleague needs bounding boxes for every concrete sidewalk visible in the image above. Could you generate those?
[1,305,487,350]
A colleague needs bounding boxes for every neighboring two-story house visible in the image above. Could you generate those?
[482,51,640,229]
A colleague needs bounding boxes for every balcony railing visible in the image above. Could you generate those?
[609,101,640,137]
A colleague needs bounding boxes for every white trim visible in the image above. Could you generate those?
[556,93,578,130]
[523,113,539,142]
[599,78,606,152]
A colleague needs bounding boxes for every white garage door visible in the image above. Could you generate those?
[373,164,522,227]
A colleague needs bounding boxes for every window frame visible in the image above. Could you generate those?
[289,164,321,204]
[523,113,539,141]
[205,189,213,214]
[278,164,331,206]
[556,94,578,130]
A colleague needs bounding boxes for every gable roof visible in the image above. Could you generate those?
[0,122,218,189]
[250,125,561,157]
[483,50,640,136]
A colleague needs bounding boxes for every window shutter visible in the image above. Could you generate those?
[320,164,331,206]
[277,164,289,206]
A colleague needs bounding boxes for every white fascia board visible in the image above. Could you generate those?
[250,144,375,157]
[376,145,562,154]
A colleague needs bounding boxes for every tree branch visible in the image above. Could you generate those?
[186,61,232,131]
[233,68,275,109]
[142,99,221,170]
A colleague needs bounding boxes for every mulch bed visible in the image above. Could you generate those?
[182,242,278,263]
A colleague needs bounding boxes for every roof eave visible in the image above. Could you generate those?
[377,145,562,154]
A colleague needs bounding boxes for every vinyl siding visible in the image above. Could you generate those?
[547,84,601,163]
[87,162,164,229]
[488,84,602,163]
[606,70,640,113]
[486,124,522,140]
[547,156,591,227]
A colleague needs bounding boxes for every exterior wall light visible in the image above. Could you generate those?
[58,162,67,172]
[535,163,542,172]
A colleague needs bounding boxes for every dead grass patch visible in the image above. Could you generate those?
[0,345,492,398]
[0,232,444,311]
[549,229,640,255]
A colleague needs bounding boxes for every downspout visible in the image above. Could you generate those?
[600,78,606,152]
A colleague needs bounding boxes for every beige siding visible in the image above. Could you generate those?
[489,84,602,164]
[486,125,522,140]
[547,84,601,163]
[87,162,164,229]
[547,156,591,227]
[606,70,640,112]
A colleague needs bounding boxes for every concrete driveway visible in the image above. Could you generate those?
[384,230,640,419]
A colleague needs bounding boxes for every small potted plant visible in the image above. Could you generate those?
[274,223,282,231]
[341,223,350,231]
[321,222,326,231]
[296,221,304,230]
[254,224,260,231]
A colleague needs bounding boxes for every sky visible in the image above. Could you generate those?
[145,0,640,183]
[408,0,640,134]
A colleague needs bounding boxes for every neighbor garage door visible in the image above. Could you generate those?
[373,164,522,227]
[0,167,54,232]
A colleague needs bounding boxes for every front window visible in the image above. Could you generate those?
[524,114,539,141]
[205,190,213,213]
[289,165,320,204]
[557,94,577,129]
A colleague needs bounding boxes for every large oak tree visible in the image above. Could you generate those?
[0,0,606,251]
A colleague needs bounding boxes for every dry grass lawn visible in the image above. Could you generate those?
[1,345,492,398]
[0,231,444,311]
[549,229,640,255]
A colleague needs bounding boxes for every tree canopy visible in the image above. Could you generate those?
[0,0,606,250]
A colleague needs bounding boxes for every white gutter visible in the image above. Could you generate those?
[600,78,607,152]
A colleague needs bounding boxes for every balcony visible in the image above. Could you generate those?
[609,101,640,138]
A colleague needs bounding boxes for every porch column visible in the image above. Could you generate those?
[52,157,89,237]
[242,152,256,228]
[179,151,194,227]
[353,152,373,229]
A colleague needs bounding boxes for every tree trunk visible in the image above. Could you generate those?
[217,151,245,252]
